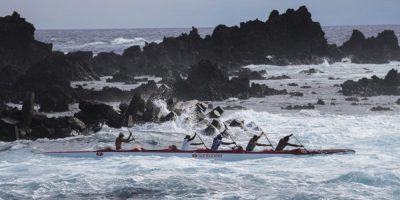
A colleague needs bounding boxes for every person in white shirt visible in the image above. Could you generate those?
[181,133,197,150]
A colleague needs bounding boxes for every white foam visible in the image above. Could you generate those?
[111,37,147,46]
[0,110,399,199]
[71,75,162,91]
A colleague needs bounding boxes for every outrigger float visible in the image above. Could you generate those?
[45,148,355,161]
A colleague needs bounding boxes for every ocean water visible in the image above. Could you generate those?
[35,28,213,54]
[1,107,399,199]
[0,26,399,199]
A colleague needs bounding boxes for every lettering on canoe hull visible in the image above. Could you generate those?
[192,152,223,158]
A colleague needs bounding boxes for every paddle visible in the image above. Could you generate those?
[260,132,275,150]
[194,132,209,150]
[292,134,309,153]
[251,123,275,150]
[126,127,142,145]
[222,123,239,148]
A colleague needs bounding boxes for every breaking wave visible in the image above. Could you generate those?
[325,171,400,187]
[111,37,147,46]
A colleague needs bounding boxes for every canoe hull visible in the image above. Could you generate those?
[45,148,355,161]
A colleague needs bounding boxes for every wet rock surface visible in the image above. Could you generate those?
[341,69,400,96]
[370,106,391,111]
[173,60,287,101]
[282,103,315,110]
[340,30,400,64]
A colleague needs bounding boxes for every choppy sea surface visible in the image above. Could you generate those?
[0,26,399,199]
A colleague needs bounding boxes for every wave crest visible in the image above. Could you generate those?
[111,37,147,45]
[325,171,400,187]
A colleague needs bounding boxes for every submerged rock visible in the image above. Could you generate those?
[345,97,359,102]
[207,106,224,118]
[267,75,290,80]
[289,92,303,97]
[299,68,324,75]
[227,119,245,128]
[237,69,266,80]
[316,99,325,105]
[282,103,315,110]
[370,106,391,111]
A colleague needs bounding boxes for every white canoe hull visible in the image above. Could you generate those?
[45,148,355,161]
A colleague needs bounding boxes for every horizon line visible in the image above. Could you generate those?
[36,23,400,31]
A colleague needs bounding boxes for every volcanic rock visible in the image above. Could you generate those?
[289,92,303,97]
[174,60,286,101]
[75,100,122,128]
[345,97,359,102]
[341,69,400,96]
[283,103,315,110]
[300,68,324,75]
[370,106,391,111]
[0,12,52,73]
[160,111,177,122]
[207,106,224,118]
[316,99,325,105]
[268,75,290,80]
[340,30,400,63]
[92,52,123,76]
[227,119,245,128]
[237,69,266,80]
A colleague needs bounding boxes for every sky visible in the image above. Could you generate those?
[0,0,399,29]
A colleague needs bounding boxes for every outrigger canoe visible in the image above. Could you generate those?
[45,148,355,161]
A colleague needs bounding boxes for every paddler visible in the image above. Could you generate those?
[275,134,303,151]
[211,134,236,151]
[181,133,197,150]
[115,132,134,150]
[245,133,272,151]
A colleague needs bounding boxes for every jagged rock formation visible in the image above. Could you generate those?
[0,12,52,72]
[74,80,172,103]
[341,69,400,96]
[89,6,339,78]
[340,30,400,63]
[173,60,287,101]
[74,100,122,128]
[17,52,98,112]
[0,12,100,108]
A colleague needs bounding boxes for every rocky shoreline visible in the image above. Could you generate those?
[1,6,400,141]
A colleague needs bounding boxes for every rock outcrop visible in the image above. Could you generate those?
[340,30,400,63]
[74,100,122,128]
[341,69,400,96]
[370,106,391,111]
[282,103,315,110]
[90,6,339,79]
[0,12,52,72]
[173,60,286,101]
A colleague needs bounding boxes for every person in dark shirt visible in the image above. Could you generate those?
[115,132,134,150]
[275,134,303,151]
[245,133,272,151]
[211,134,235,151]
